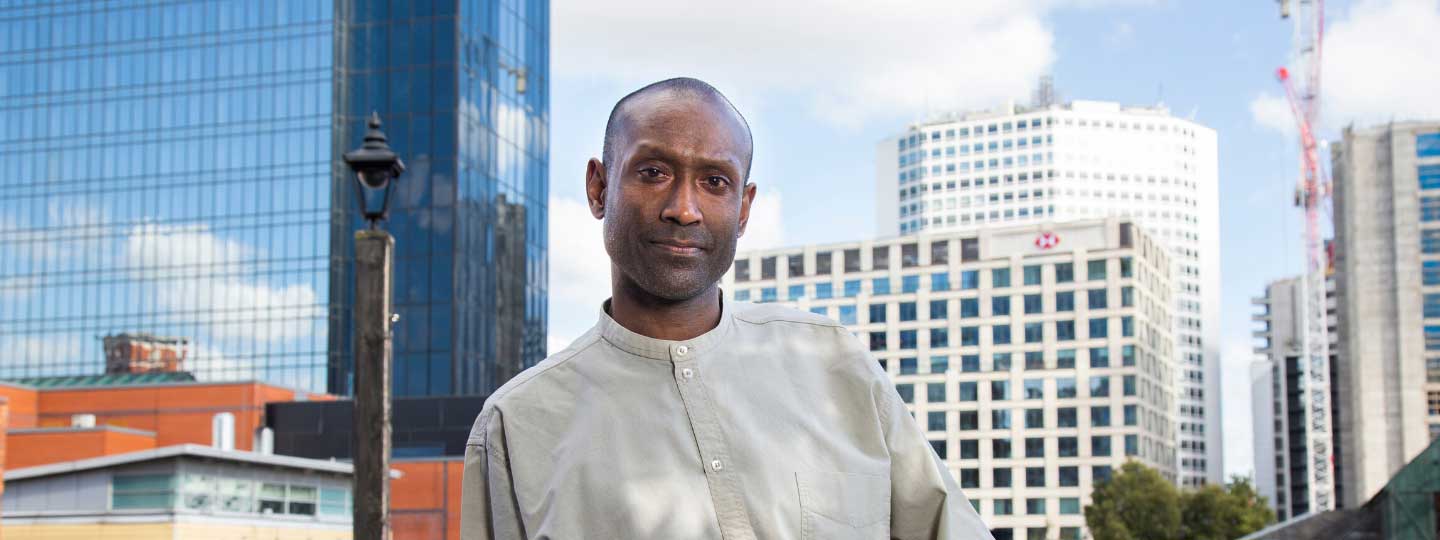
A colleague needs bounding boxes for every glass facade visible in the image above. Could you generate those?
[328,0,549,397]
[1,0,548,396]
[0,0,335,389]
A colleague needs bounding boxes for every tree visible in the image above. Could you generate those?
[1180,476,1275,540]
[1085,461,1183,540]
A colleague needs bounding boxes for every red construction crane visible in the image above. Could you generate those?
[1275,0,1334,513]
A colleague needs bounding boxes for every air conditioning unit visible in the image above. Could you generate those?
[71,414,97,429]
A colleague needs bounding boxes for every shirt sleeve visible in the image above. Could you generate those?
[875,372,994,540]
[460,410,527,540]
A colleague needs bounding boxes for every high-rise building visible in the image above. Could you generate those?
[876,99,1221,486]
[1250,274,1340,520]
[1330,121,1440,507]
[0,1,548,396]
[727,218,1176,540]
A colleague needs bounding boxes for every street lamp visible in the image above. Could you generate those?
[343,111,403,540]
[345,112,406,228]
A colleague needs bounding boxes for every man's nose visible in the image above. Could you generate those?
[660,178,702,226]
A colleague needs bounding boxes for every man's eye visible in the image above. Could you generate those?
[639,167,663,178]
[705,176,730,188]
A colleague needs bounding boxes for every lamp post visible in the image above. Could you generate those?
[343,112,404,540]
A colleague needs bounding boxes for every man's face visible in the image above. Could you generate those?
[587,92,756,302]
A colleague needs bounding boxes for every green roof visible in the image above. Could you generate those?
[4,372,197,388]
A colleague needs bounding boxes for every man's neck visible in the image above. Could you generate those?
[608,280,722,342]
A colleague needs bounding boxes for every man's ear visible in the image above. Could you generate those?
[585,158,607,219]
[736,182,758,238]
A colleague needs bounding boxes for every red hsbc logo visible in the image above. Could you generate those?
[1035,232,1060,249]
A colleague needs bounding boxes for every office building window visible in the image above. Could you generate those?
[1125,434,1139,456]
[1090,347,1110,367]
[873,246,891,270]
[1023,265,1042,285]
[961,238,981,261]
[931,328,949,348]
[873,278,892,295]
[1089,318,1109,339]
[809,307,827,316]
[1120,257,1134,277]
[993,325,1012,344]
[761,287,777,303]
[992,268,1012,288]
[734,260,751,281]
[927,382,947,402]
[931,440,948,460]
[902,243,920,268]
[992,380,1011,401]
[1425,231,1440,255]
[869,304,887,323]
[1024,322,1044,343]
[1055,291,1075,312]
[1025,437,1045,458]
[1025,351,1045,370]
[1121,286,1135,307]
[960,411,979,430]
[1123,375,1137,396]
[1056,378,1077,398]
[1088,289,1108,309]
[735,290,751,301]
[1121,316,1134,337]
[1428,294,1440,318]
[1057,349,1076,368]
[960,439,979,459]
[814,283,833,299]
[900,302,918,321]
[900,357,918,375]
[931,241,949,265]
[1091,377,1111,398]
[1057,408,1077,428]
[993,409,1012,429]
[930,300,949,320]
[1059,497,1081,514]
[993,439,1013,458]
[1091,405,1112,427]
[1056,320,1075,341]
[959,381,977,401]
[963,354,982,372]
[1419,132,1440,157]
[961,327,979,346]
[762,257,777,279]
[960,298,980,318]
[869,331,887,351]
[993,353,1013,371]
[788,254,805,277]
[1055,262,1074,283]
[959,468,980,489]
[928,411,946,432]
[1024,294,1043,314]
[903,275,921,293]
[1124,405,1138,426]
[1026,497,1046,514]
[788,285,804,301]
[994,499,1014,515]
[1024,379,1044,399]
[1424,196,1440,222]
[844,249,862,272]
[896,383,913,403]
[816,251,832,275]
[993,296,1011,316]
[961,270,980,290]
[1093,435,1112,456]
[994,469,1013,488]
[1122,345,1136,366]
[1094,465,1114,483]
[930,356,950,373]
[1026,468,1046,488]
[932,272,951,291]
[839,305,857,325]
[1058,437,1078,457]
[1025,408,1044,428]
[1423,164,1440,190]
[901,330,918,349]
[1088,260,1107,280]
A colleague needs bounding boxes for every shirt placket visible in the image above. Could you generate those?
[670,343,757,540]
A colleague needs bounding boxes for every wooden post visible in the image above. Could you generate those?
[353,230,393,540]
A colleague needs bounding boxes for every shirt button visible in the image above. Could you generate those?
[681,368,694,379]
[676,345,689,356]
[710,459,724,472]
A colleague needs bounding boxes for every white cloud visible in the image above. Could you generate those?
[125,223,320,343]
[1321,0,1440,127]
[738,189,784,252]
[553,1,1082,127]
[1249,92,1296,137]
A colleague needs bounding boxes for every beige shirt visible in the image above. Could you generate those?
[461,299,993,540]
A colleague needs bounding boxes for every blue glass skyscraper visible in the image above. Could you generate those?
[0,0,547,396]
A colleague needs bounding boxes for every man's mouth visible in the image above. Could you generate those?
[652,240,705,255]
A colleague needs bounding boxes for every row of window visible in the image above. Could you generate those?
[809,289,1137,323]
[735,256,1132,286]
[905,374,1141,403]
[864,318,1136,351]
[901,118,1050,149]
[934,438,1143,467]
[880,346,1138,374]
[901,153,1054,182]
[920,404,1143,431]
[111,473,348,517]
[898,135,1054,167]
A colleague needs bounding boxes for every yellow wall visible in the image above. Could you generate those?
[3,522,351,540]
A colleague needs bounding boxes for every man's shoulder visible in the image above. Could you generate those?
[731,301,846,330]
[468,331,601,445]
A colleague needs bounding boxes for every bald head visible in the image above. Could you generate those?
[602,77,754,181]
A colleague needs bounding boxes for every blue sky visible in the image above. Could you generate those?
[544,0,1440,480]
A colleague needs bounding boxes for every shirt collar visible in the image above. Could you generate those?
[595,292,736,362]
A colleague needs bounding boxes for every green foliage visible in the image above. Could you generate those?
[1085,463,1275,540]
[1085,461,1182,540]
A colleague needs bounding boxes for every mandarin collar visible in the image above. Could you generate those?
[596,293,735,362]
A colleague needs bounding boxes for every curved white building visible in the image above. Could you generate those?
[876,100,1221,487]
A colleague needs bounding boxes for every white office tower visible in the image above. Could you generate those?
[726,218,1176,540]
[1250,274,1339,521]
[875,99,1221,487]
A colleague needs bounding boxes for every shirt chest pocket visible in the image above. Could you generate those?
[795,471,890,540]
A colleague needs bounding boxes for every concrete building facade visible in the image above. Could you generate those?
[726,218,1176,540]
[1330,122,1440,507]
[875,99,1221,487]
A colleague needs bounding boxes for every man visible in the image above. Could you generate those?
[461,77,992,540]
